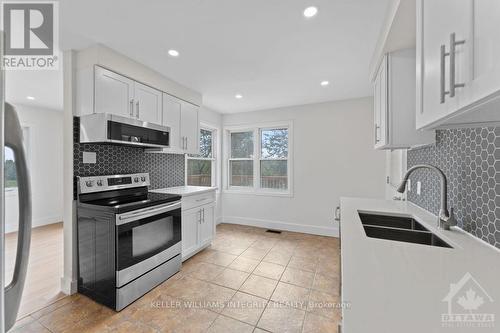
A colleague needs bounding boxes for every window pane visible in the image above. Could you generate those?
[231,131,253,158]
[199,129,213,158]
[261,128,288,159]
[4,147,17,188]
[187,159,212,187]
[260,160,287,190]
[230,160,253,187]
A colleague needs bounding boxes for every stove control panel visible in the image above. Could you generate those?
[78,173,150,194]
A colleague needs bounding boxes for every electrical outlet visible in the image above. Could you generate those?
[407,179,411,192]
[83,151,96,164]
[417,181,421,195]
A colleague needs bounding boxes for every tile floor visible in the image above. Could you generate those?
[12,223,341,333]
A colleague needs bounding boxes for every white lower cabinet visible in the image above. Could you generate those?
[181,192,216,261]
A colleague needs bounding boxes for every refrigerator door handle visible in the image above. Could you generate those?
[3,103,32,331]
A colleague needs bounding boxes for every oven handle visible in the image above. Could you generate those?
[116,201,181,225]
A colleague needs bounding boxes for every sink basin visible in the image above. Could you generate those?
[362,225,452,248]
[359,213,428,231]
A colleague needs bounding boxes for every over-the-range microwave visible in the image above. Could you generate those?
[79,113,170,148]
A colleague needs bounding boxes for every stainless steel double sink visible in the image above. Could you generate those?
[359,212,452,248]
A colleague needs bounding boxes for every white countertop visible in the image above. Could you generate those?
[340,197,500,333]
[150,186,217,197]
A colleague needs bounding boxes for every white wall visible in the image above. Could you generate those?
[5,104,63,233]
[221,97,386,236]
[199,106,224,223]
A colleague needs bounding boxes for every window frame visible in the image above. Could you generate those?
[185,124,218,188]
[224,121,293,197]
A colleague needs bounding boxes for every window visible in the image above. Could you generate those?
[186,128,216,187]
[226,123,292,194]
[4,127,30,193]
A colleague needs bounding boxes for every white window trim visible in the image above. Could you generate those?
[185,123,219,189]
[223,120,293,197]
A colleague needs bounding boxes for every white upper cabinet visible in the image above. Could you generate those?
[416,0,500,129]
[162,93,182,152]
[374,49,435,150]
[180,101,200,155]
[94,66,135,118]
[133,82,162,124]
[94,66,162,125]
[161,93,199,155]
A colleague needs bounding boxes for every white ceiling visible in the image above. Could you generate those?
[9,0,391,114]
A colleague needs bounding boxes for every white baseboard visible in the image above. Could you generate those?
[216,216,224,225]
[5,214,62,234]
[221,216,339,237]
[60,276,78,295]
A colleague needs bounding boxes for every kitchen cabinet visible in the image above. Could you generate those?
[416,0,500,129]
[180,191,216,261]
[94,66,162,125]
[94,66,135,118]
[161,93,199,155]
[373,49,435,149]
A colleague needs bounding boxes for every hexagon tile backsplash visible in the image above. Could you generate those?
[407,127,500,249]
[73,117,185,198]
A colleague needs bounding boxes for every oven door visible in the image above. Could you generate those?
[115,201,181,287]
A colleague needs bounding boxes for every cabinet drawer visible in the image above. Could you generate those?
[181,191,215,211]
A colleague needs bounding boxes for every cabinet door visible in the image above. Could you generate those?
[417,0,471,128]
[469,0,500,104]
[199,204,215,248]
[374,57,388,149]
[162,94,182,152]
[134,82,162,124]
[180,102,199,154]
[181,208,201,260]
[94,66,134,117]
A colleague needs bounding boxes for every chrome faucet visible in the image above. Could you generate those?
[397,164,457,230]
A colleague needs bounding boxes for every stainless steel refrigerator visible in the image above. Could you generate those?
[1,32,33,333]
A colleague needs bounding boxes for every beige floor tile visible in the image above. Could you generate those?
[207,315,254,333]
[307,290,342,321]
[240,275,278,299]
[105,319,158,333]
[253,328,269,333]
[280,267,314,288]
[257,301,306,333]
[270,282,310,310]
[240,247,269,261]
[287,256,318,273]
[302,312,339,333]
[212,268,250,290]
[253,262,285,280]
[37,296,105,333]
[203,251,238,267]
[162,276,209,301]
[222,292,268,325]
[312,273,340,295]
[188,262,226,281]
[10,320,51,333]
[262,250,292,266]
[201,282,237,313]
[229,257,260,273]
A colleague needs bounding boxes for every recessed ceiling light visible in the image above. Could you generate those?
[168,49,179,57]
[320,80,329,86]
[26,96,35,100]
[303,6,318,18]
[235,94,243,99]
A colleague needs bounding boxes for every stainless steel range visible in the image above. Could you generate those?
[77,173,181,311]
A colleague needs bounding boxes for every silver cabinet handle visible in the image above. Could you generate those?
[199,209,202,224]
[129,99,134,116]
[4,103,32,331]
[185,137,188,150]
[440,45,450,103]
[374,124,380,143]
[449,32,466,98]
[136,100,140,118]
[334,206,341,222]
[203,208,205,223]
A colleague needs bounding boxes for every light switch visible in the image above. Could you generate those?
[83,151,96,164]
[417,181,421,195]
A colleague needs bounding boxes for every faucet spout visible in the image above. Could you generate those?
[397,164,456,230]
